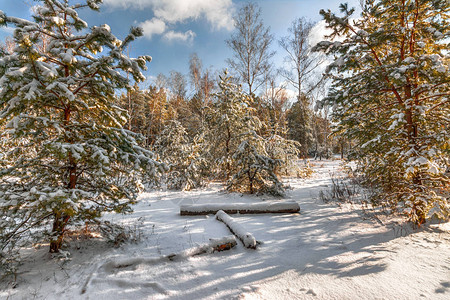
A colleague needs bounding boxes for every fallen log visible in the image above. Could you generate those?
[102,235,237,268]
[216,210,258,249]
[167,235,237,260]
[82,235,237,294]
[180,202,300,216]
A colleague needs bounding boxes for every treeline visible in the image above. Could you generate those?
[115,57,334,158]
[115,69,318,194]
[107,3,341,195]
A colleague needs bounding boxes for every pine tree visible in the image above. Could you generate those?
[207,71,252,180]
[154,120,208,191]
[207,71,285,195]
[0,0,163,263]
[265,134,301,176]
[287,93,314,157]
[228,131,283,195]
[315,0,449,224]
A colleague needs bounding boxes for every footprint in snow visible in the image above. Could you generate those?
[241,285,259,292]
[306,288,317,296]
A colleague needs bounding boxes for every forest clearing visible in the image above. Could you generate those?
[0,0,448,298]
[1,159,449,299]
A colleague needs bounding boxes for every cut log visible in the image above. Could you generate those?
[180,202,300,216]
[216,210,258,249]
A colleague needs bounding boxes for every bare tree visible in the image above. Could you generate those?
[0,36,15,54]
[264,75,290,137]
[280,18,327,157]
[189,53,202,93]
[169,71,187,100]
[187,53,215,133]
[226,2,275,96]
[200,68,214,105]
[188,53,215,103]
[279,18,324,101]
[154,73,169,90]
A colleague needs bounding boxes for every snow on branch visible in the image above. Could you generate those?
[180,202,300,215]
[216,210,258,249]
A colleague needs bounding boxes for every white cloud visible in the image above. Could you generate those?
[0,26,15,35]
[104,0,234,31]
[308,20,333,48]
[163,30,196,44]
[139,18,166,39]
[309,19,357,47]
[282,86,297,101]
[261,82,297,105]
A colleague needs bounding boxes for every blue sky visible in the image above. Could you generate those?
[0,0,358,88]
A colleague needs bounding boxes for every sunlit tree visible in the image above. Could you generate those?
[315,0,449,223]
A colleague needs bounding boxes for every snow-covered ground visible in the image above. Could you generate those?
[1,159,449,299]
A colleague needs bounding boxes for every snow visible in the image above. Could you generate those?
[397,66,407,73]
[1,159,449,299]
[6,66,28,78]
[434,65,446,73]
[417,41,426,48]
[51,17,65,26]
[86,234,237,287]
[61,49,77,64]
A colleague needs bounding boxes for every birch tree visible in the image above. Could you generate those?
[226,2,275,96]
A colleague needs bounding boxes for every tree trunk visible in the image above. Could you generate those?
[248,170,254,194]
[49,213,70,253]
[225,125,232,180]
[49,104,75,253]
[404,86,421,186]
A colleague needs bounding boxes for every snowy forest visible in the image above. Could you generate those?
[0,0,449,299]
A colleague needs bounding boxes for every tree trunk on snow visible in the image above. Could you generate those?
[49,213,70,253]
[50,104,77,253]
